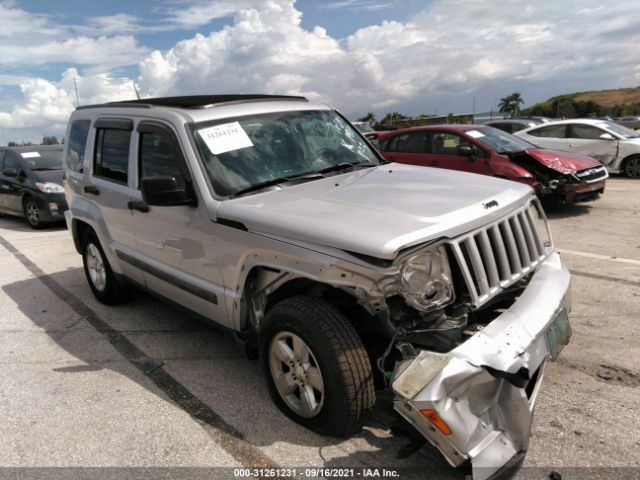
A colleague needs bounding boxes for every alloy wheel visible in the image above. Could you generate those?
[85,243,107,292]
[269,331,325,418]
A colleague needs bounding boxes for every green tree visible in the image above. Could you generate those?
[357,112,376,124]
[41,136,60,145]
[498,92,525,118]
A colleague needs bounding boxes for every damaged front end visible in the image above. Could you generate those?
[385,201,572,480]
[510,149,608,203]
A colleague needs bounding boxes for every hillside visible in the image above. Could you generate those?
[573,87,640,107]
[522,86,640,118]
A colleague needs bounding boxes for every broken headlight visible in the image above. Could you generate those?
[400,247,454,312]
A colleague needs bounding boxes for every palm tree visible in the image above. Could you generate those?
[498,93,525,118]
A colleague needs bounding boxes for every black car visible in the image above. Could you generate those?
[0,145,67,228]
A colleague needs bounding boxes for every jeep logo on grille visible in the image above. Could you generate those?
[483,200,499,209]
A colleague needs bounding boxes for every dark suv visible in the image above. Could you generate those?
[0,145,67,228]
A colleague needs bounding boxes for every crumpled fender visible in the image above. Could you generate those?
[524,149,600,174]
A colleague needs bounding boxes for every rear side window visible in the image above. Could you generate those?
[66,120,91,172]
[528,125,566,138]
[139,131,186,190]
[94,129,131,184]
[384,132,427,153]
[568,124,604,139]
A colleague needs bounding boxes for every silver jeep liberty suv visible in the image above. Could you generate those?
[63,95,572,480]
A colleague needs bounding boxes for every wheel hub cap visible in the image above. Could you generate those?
[269,331,324,418]
[86,243,107,292]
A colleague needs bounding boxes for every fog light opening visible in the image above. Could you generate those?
[420,409,452,436]
[48,202,59,214]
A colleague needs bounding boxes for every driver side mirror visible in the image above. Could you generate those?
[457,145,474,157]
[140,176,196,207]
[599,133,615,140]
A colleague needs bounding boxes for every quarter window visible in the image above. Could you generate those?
[94,129,131,183]
[66,120,91,172]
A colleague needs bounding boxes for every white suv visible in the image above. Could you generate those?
[63,95,571,479]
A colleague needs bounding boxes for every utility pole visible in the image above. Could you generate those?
[73,76,80,107]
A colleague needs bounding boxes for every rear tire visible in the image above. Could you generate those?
[622,156,640,178]
[260,295,374,437]
[81,229,130,304]
[23,198,45,229]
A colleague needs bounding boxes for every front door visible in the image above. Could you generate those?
[566,123,618,165]
[0,151,26,214]
[130,122,228,326]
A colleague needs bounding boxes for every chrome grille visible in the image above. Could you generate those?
[450,201,550,307]
[575,165,608,183]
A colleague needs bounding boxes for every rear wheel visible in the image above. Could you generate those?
[23,198,44,229]
[81,230,130,304]
[622,156,640,178]
[260,296,374,437]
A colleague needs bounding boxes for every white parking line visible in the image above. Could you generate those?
[559,248,640,266]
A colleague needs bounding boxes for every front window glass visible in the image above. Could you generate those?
[192,110,379,197]
[463,128,535,154]
[568,124,604,139]
[598,121,640,139]
[139,132,185,190]
[19,149,64,170]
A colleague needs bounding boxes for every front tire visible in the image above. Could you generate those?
[260,296,374,437]
[622,156,640,178]
[23,198,44,229]
[81,230,130,304]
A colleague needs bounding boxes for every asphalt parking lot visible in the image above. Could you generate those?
[0,177,638,480]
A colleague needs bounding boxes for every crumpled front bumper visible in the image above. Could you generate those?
[391,252,571,480]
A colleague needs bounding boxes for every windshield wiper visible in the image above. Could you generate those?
[230,172,323,198]
[316,161,375,175]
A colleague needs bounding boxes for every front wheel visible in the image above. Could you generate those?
[23,198,44,229]
[622,156,640,178]
[260,296,374,438]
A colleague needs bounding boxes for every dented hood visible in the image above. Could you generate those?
[524,148,601,174]
[216,164,533,259]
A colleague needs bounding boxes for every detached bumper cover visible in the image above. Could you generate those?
[392,252,571,480]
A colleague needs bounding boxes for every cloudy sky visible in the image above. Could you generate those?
[0,0,639,143]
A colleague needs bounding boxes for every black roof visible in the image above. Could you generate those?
[77,94,308,110]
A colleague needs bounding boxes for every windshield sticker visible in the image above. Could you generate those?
[466,130,485,138]
[21,152,41,158]
[198,122,254,155]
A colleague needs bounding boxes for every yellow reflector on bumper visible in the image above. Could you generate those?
[420,409,452,436]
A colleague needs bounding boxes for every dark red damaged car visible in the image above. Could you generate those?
[376,125,608,204]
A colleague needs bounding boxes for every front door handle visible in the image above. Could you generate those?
[84,185,100,195]
[127,200,149,213]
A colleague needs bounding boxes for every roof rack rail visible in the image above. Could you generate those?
[76,94,309,110]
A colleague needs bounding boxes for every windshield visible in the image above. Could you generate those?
[597,121,640,139]
[192,110,380,197]
[468,127,537,153]
[19,149,64,170]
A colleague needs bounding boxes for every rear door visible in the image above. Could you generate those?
[522,124,568,150]
[380,131,429,165]
[129,121,228,326]
[565,123,617,164]
[88,118,144,284]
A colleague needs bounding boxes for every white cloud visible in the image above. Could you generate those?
[2,0,640,142]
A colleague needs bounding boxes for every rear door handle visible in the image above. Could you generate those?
[84,185,100,195]
[127,200,149,213]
